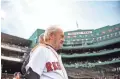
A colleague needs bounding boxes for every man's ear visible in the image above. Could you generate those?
[49,33,54,40]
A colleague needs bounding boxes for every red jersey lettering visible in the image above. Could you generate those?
[52,62,58,70]
[56,62,61,70]
[46,62,53,72]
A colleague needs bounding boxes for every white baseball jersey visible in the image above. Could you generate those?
[26,44,68,79]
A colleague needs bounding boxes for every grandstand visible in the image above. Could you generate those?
[60,23,120,79]
[1,23,120,79]
[1,32,32,79]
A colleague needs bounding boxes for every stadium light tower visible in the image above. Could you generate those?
[76,20,79,29]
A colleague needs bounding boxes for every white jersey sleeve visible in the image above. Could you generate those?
[26,46,48,76]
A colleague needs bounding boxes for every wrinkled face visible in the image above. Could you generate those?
[52,29,64,50]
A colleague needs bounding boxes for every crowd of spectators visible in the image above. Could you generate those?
[64,57,120,68]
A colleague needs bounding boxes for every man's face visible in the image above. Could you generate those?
[53,29,64,50]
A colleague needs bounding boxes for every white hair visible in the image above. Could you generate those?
[44,25,61,41]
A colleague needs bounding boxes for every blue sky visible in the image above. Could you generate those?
[1,0,120,39]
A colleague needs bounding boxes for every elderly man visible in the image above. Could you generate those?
[25,25,68,79]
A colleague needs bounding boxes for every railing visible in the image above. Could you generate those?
[1,43,29,53]
[1,55,23,62]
